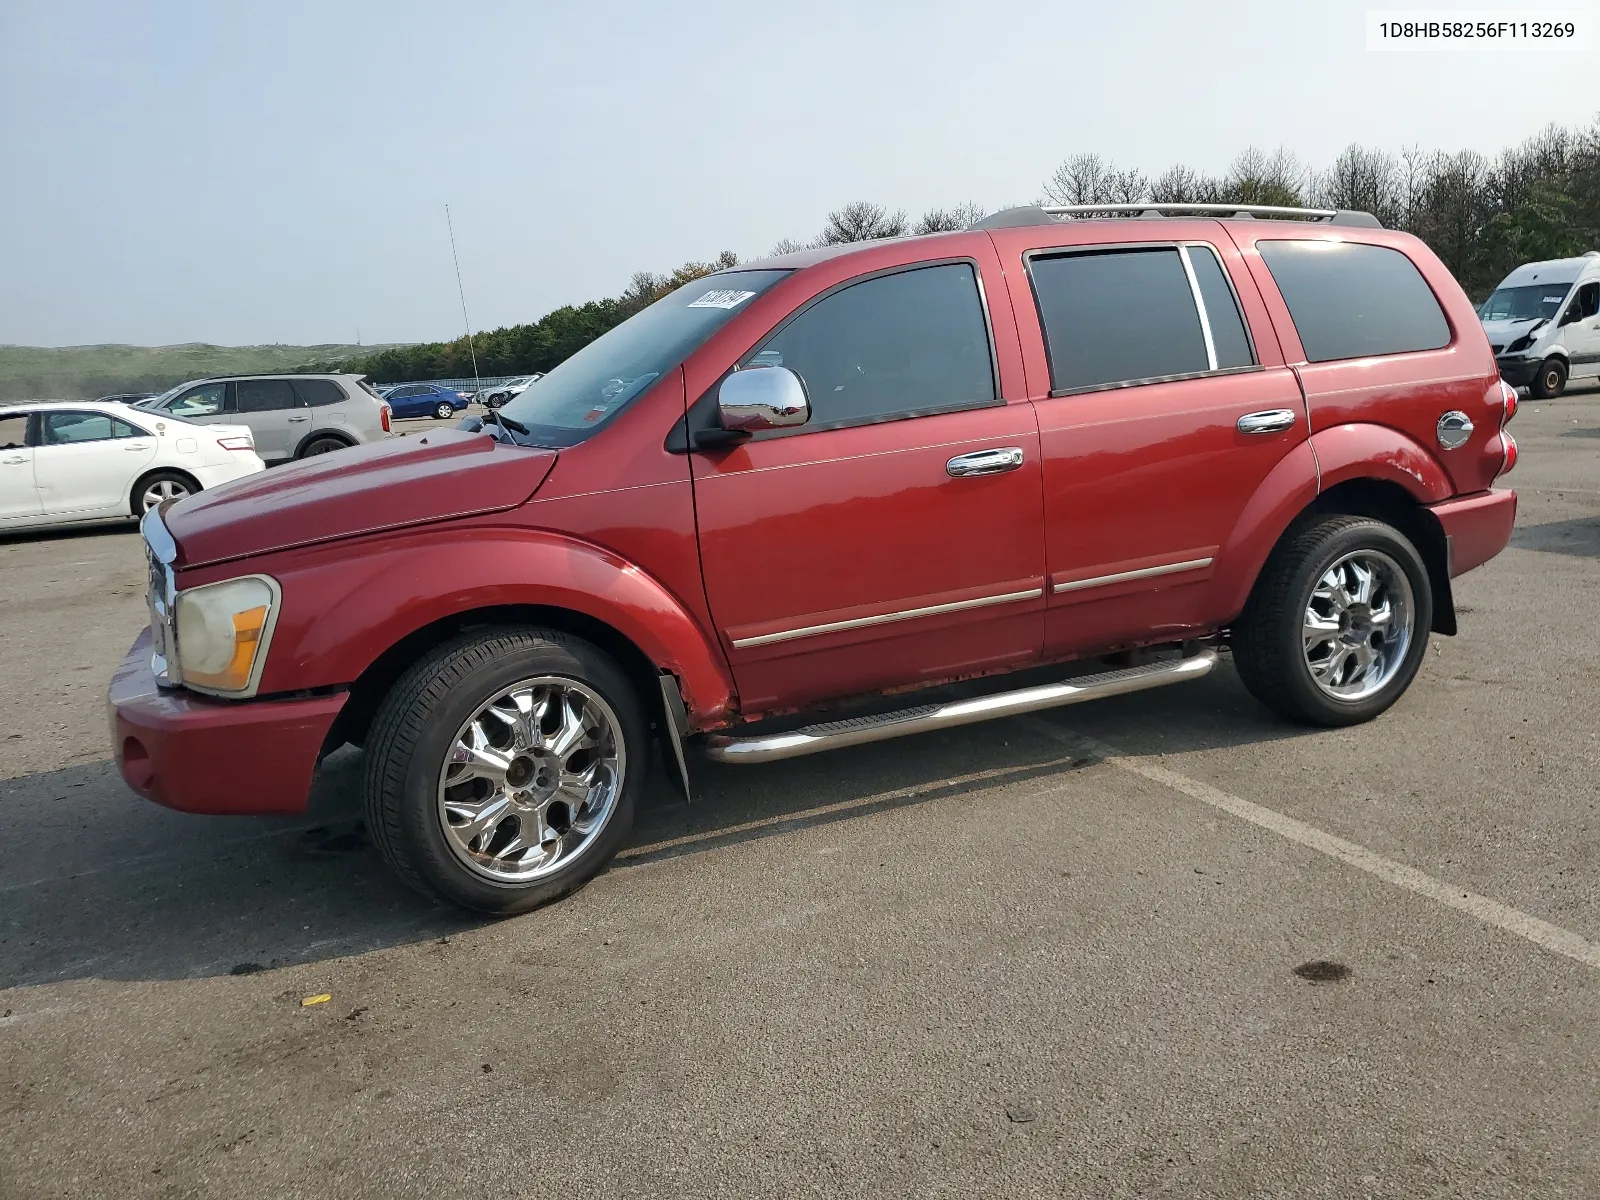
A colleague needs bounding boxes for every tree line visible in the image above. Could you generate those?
[326,117,1600,384]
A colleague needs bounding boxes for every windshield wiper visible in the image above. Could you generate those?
[483,408,530,440]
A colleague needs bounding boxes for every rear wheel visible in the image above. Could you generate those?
[434,401,455,420]
[363,628,647,914]
[298,436,349,458]
[131,470,195,515]
[1233,515,1431,726]
[1530,356,1567,399]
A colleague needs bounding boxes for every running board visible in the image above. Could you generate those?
[701,649,1217,765]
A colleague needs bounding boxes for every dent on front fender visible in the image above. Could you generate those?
[251,527,737,724]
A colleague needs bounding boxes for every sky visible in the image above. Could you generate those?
[1,0,1597,348]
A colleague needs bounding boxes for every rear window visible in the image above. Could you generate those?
[1029,248,1209,392]
[1257,240,1451,362]
[293,379,346,407]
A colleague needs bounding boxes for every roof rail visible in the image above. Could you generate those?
[973,203,1383,230]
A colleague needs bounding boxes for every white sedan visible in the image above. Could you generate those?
[0,400,264,533]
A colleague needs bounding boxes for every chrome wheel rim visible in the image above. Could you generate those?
[436,403,453,419]
[141,479,189,511]
[1302,549,1414,701]
[437,677,625,884]
[1544,366,1562,392]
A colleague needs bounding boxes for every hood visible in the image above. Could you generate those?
[164,429,556,568]
[1480,316,1546,344]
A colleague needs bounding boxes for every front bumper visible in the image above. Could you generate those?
[109,629,346,815]
[1429,487,1517,579]
[1494,356,1540,387]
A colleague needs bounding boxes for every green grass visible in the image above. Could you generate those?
[0,342,409,402]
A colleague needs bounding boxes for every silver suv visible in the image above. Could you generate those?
[134,374,391,463]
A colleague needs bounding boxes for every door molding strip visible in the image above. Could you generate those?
[730,588,1043,649]
[1053,557,1214,594]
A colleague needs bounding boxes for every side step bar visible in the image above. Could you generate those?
[701,649,1217,765]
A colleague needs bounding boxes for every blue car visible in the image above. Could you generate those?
[380,382,471,420]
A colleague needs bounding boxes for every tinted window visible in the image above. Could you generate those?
[1185,245,1255,369]
[744,263,995,428]
[1257,240,1450,362]
[1572,281,1599,320]
[389,385,420,398]
[1030,249,1208,392]
[41,412,142,444]
[236,379,300,413]
[294,378,346,407]
[0,414,27,450]
[167,382,226,417]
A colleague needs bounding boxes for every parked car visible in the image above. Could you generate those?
[134,374,391,463]
[96,392,157,405]
[0,400,263,532]
[1479,251,1600,398]
[479,375,542,408]
[110,204,1518,916]
[381,382,471,420]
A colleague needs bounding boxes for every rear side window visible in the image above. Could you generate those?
[746,262,996,429]
[1029,248,1210,392]
[293,378,346,407]
[40,412,142,444]
[1257,240,1450,362]
[236,379,300,413]
[1184,245,1254,370]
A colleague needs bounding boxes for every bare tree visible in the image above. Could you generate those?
[1042,153,1110,205]
[914,201,987,233]
[1103,168,1149,204]
[817,202,908,244]
[769,237,810,256]
[1223,146,1307,206]
[1319,144,1403,226]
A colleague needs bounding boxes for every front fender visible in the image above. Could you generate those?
[253,526,736,724]
[1311,423,1454,503]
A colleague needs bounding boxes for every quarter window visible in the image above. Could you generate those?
[168,382,226,417]
[1257,240,1450,362]
[293,378,346,407]
[744,263,996,429]
[1029,248,1210,392]
[235,379,300,413]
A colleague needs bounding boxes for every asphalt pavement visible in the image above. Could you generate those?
[2,388,1597,1199]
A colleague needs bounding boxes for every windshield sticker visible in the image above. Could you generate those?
[1545,295,1565,303]
[687,289,756,310]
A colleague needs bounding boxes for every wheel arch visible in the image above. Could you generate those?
[128,466,203,516]
[293,428,357,458]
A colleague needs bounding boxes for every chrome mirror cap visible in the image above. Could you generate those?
[1436,410,1474,450]
[718,365,810,433]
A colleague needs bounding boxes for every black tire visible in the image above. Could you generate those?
[433,401,455,420]
[1530,356,1567,399]
[484,394,503,409]
[298,435,350,458]
[362,627,647,914]
[1233,515,1432,727]
[130,469,197,516]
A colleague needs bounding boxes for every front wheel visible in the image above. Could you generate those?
[1530,356,1567,400]
[1233,515,1432,726]
[363,628,647,914]
[434,401,455,420]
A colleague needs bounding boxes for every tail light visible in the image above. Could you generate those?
[217,436,254,452]
[1500,431,1518,476]
[380,404,392,433]
[1499,379,1518,423]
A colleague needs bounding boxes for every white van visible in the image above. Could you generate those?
[1480,251,1600,397]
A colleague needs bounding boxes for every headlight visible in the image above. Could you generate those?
[174,575,280,696]
[1505,332,1535,354]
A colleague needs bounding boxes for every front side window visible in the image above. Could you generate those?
[40,412,142,445]
[1569,281,1599,321]
[167,382,226,417]
[500,269,791,447]
[742,262,996,430]
[235,379,300,413]
[1258,240,1450,362]
[1030,248,1211,392]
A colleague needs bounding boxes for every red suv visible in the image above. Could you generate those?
[110,203,1519,913]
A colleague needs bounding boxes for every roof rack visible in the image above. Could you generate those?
[973,204,1383,230]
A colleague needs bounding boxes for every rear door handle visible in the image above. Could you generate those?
[1237,409,1297,435]
[1,455,26,465]
[946,447,1025,478]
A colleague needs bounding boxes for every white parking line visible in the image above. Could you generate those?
[1022,717,1600,973]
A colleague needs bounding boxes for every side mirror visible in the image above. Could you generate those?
[717,365,809,434]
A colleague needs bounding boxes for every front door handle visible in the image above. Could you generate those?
[288,415,310,423]
[1237,409,1297,435]
[946,447,1025,478]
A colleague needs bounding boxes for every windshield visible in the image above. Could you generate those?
[136,383,188,409]
[1480,282,1574,322]
[498,269,790,446]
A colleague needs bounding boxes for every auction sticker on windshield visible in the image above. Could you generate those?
[687,289,757,309]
